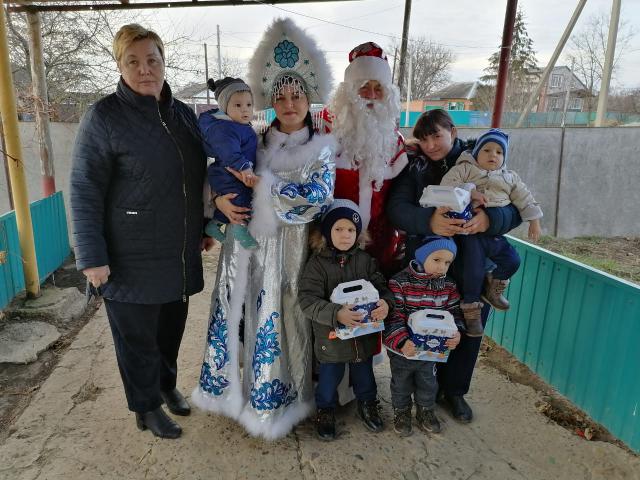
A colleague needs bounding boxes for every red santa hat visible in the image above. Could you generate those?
[344,42,392,86]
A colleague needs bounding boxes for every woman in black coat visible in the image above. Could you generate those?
[386,109,521,424]
[70,24,211,439]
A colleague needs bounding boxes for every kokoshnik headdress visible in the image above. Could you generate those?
[247,17,333,110]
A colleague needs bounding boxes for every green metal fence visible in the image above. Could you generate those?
[487,236,640,452]
[0,192,70,309]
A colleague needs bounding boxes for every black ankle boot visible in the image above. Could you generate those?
[357,399,384,432]
[439,394,473,423]
[160,388,191,416]
[315,408,336,441]
[135,407,182,439]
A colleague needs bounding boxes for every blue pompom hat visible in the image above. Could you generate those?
[321,199,363,246]
[471,128,509,165]
[415,236,458,265]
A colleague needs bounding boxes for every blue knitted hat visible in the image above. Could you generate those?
[321,199,362,247]
[472,128,509,165]
[415,236,457,265]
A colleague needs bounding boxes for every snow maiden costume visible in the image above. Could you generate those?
[192,18,336,440]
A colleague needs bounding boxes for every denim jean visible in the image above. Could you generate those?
[315,357,377,409]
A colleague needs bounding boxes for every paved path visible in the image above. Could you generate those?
[1,250,638,480]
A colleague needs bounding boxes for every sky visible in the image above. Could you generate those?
[145,0,640,90]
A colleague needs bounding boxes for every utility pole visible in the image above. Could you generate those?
[391,47,398,84]
[216,24,222,79]
[515,0,587,128]
[492,0,518,128]
[0,0,40,298]
[27,10,56,197]
[397,0,412,96]
[595,0,621,127]
[404,55,412,128]
[204,43,210,104]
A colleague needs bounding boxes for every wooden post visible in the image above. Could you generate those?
[0,0,41,298]
[27,9,56,197]
[396,0,412,96]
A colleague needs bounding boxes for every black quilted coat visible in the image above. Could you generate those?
[70,79,206,304]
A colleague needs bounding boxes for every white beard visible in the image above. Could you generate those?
[329,82,401,191]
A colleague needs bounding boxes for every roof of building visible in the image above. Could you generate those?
[426,81,478,100]
[175,83,209,99]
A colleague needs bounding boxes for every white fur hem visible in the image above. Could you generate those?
[191,386,244,419]
[248,168,279,238]
[237,400,315,441]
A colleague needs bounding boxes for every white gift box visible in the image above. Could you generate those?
[406,308,458,362]
[330,280,382,340]
[419,185,471,214]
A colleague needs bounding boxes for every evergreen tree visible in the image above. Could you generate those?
[480,7,539,114]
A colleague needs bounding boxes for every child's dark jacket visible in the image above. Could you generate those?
[384,260,464,352]
[298,245,394,364]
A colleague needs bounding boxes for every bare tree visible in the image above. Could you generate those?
[390,36,454,100]
[5,7,204,117]
[565,11,636,111]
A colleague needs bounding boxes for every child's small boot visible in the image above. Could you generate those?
[481,274,510,311]
[415,405,442,433]
[204,220,226,242]
[315,408,336,441]
[393,407,412,437]
[357,399,384,432]
[461,302,484,337]
[230,224,258,250]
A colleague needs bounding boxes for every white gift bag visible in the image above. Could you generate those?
[419,185,471,214]
[330,280,382,340]
[393,308,458,362]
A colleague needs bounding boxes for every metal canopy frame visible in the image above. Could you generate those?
[7,0,358,13]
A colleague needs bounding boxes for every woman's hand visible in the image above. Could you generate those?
[446,331,461,350]
[462,208,490,234]
[371,299,389,321]
[336,304,365,327]
[227,167,260,189]
[83,265,110,288]
[401,339,417,357]
[214,193,251,225]
[430,206,465,237]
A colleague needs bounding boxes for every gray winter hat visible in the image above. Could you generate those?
[208,77,252,113]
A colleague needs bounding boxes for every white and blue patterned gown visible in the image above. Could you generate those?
[192,126,336,440]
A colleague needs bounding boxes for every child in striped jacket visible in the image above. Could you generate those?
[383,236,463,437]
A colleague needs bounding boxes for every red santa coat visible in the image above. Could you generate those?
[320,108,408,275]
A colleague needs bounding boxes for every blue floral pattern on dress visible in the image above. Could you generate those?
[199,363,229,396]
[250,379,298,411]
[252,312,282,381]
[279,163,332,204]
[274,40,299,68]
[257,289,266,312]
[207,298,228,370]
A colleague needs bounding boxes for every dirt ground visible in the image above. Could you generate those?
[0,238,640,479]
[537,236,640,285]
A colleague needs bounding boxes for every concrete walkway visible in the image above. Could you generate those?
[1,250,638,480]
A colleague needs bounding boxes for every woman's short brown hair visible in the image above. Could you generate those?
[412,109,456,140]
[113,24,165,64]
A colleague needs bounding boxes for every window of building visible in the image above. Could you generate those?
[447,101,464,111]
[550,74,563,88]
[569,97,583,110]
[548,97,560,111]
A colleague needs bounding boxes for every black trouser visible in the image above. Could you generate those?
[104,298,189,413]
[437,303,490,396]
[388,352,438,410]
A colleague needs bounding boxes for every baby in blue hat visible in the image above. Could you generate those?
[439,128,543,336]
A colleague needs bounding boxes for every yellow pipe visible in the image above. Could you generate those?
[0,0,40,298]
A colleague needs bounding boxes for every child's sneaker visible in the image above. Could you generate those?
[460,302,484,337]
[481,274,510,311]
[357,399,384,432]
[416,405,441,433]
[393,407,412,437]
[315,408,336,441]
[230,224,258,250]
[204,220,226,242]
